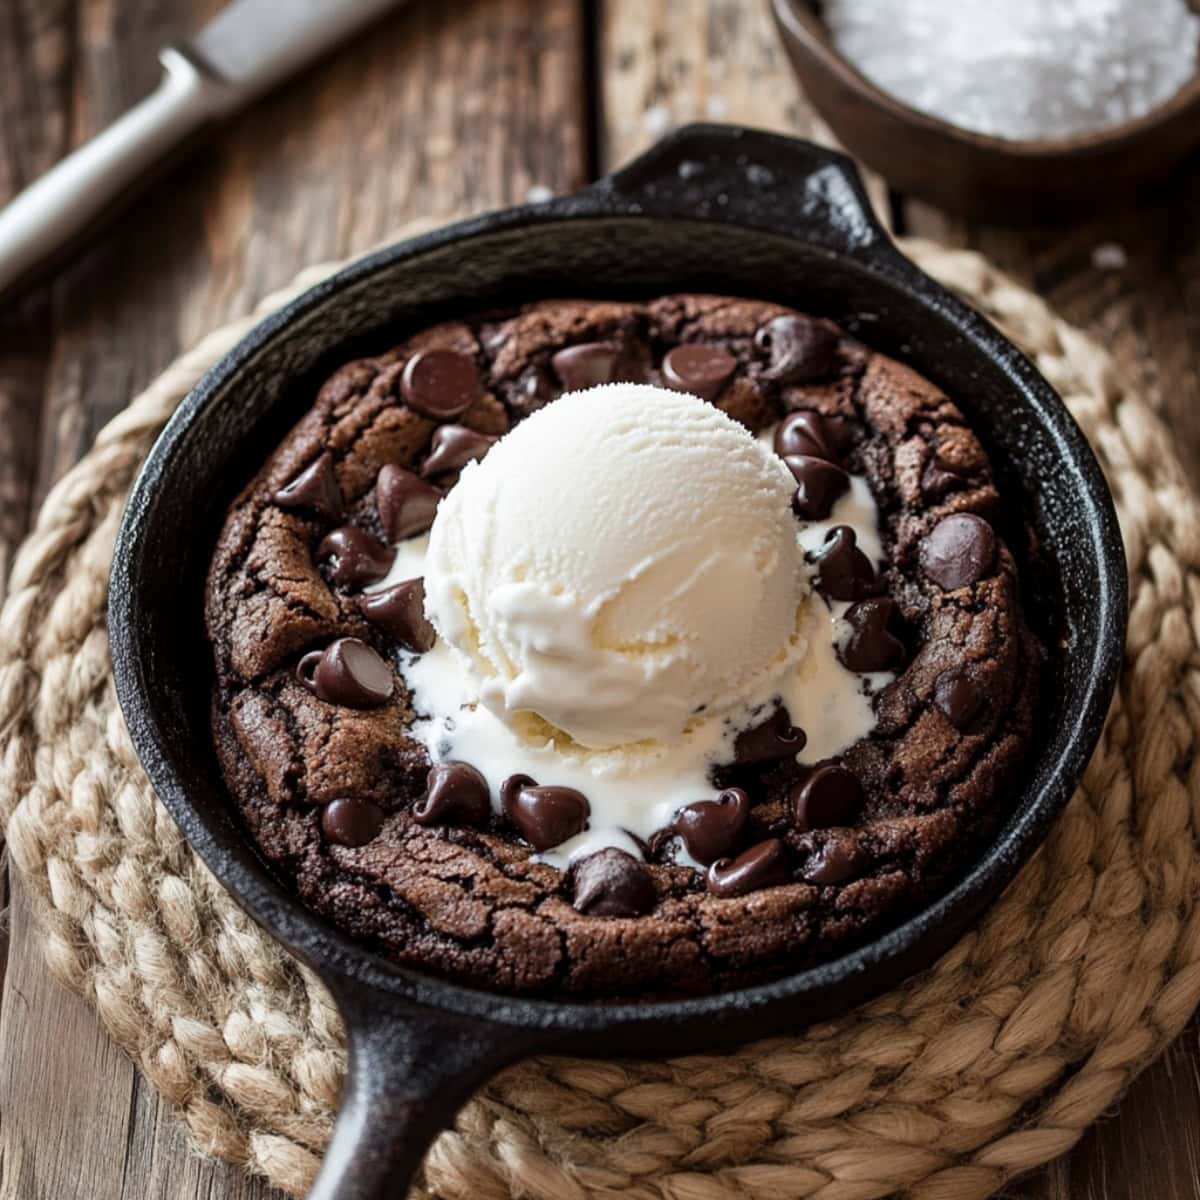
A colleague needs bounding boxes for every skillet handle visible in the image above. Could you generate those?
[308,981,542,1200]
[591,122,892,260]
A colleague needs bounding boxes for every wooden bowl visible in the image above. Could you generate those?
[770,0,1200,221]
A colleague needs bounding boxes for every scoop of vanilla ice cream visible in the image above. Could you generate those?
[423,384,807,749]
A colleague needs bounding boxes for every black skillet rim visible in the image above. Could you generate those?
[110,126,1127,1035]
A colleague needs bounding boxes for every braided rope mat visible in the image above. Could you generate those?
[2,229,1198,1200]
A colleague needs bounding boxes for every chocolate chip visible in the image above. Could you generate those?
[376,464,442,542]
[421,424,497,478]
[812,526,878,601]
[920,513,997,591]
[360,577,435,653]
[803,839,867,885]
[297,638,394,708]
[755,316,839,384]
[934,670,987,730]
[791,764,864,832]
[571,848,656,917]
[667,788,750,865]
[273,452,343,522]
[839,597,906,673]
[707,839,791,897]
[400,348,482,420]
[316,526,394,588]
[734,707,807,765]
[321,797,385,847]
[512,365,557,417]
[788,455,850,520]
[774,409,851,463]
[661,344,737,402]
[414,761,491,828]
[501,775,590,850]
[551,342,618,391]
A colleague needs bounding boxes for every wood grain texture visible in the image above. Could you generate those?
[0,1,587,1198]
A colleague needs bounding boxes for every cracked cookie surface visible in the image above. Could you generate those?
[206,294,1042,1000]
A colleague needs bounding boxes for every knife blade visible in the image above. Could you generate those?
[0,0,407,303]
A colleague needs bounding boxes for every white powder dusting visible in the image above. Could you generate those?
[824,0,1200,141]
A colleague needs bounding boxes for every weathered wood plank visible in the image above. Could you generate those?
[0,1,589,1198]
[599,0,890,219]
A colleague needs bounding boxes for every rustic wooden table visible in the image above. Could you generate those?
[1,2,1198,1198]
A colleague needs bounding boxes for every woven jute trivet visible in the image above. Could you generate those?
[2,229,1198,1200]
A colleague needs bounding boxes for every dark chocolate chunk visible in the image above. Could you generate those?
[512,365,557,416]
[551,342,618,391]
[774,409,851,463]
[501,776,590,851]
[400,348,482,419]
[812,526,879,601]
[414,761,491,828]
[297,638,394,708]
[791,764,864,832]
[316,526,394,588]
[272,452,343,522]
[734,707,806,765]
[667,788,750,866]
[321,797,385,847]
[919,513,998,591]
[839,597,906,673]
[360,578,435,653]
[707,839,791,897]
[661,344,736,402]
[934,670,987,730]
[803,839,867,885]
[571,848,656,917]
[755,316,839,385]
[788,455,851,520]
[421,424,497,478]
[376,464,442,542]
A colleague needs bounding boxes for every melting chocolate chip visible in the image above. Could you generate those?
[512,365,557,416]
[934,670,987,730]
[707,839,791,897]
[400,348,482,420]
[297,638,394,708]
[788,455,851,520]
[661,344,737,402]
[501,775,590,850]
[321,797,385,847]
[920,513,997,591]
[812,526,879,601]
[360,578,435,653]
[791,764,864,832]
[273,452,343,522]
[316,526,394,588]
[421,424,497,478]
[571,848,656,917]
[755,316,839,385]
[551,342,618,391]
[376,464,442,542]
[839,597,906,673]
[414,761,491,828]
[774,409,851,463]
[803,839,867,885]
[734,707,807,765]
[667,788,750,866]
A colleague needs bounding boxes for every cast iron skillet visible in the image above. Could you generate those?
[109,125,1126,1200]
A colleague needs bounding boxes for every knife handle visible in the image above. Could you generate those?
[0,47,231,302]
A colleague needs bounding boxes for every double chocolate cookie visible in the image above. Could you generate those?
[205,294,1041,999]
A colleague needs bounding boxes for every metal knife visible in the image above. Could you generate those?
[0,0,405,302]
